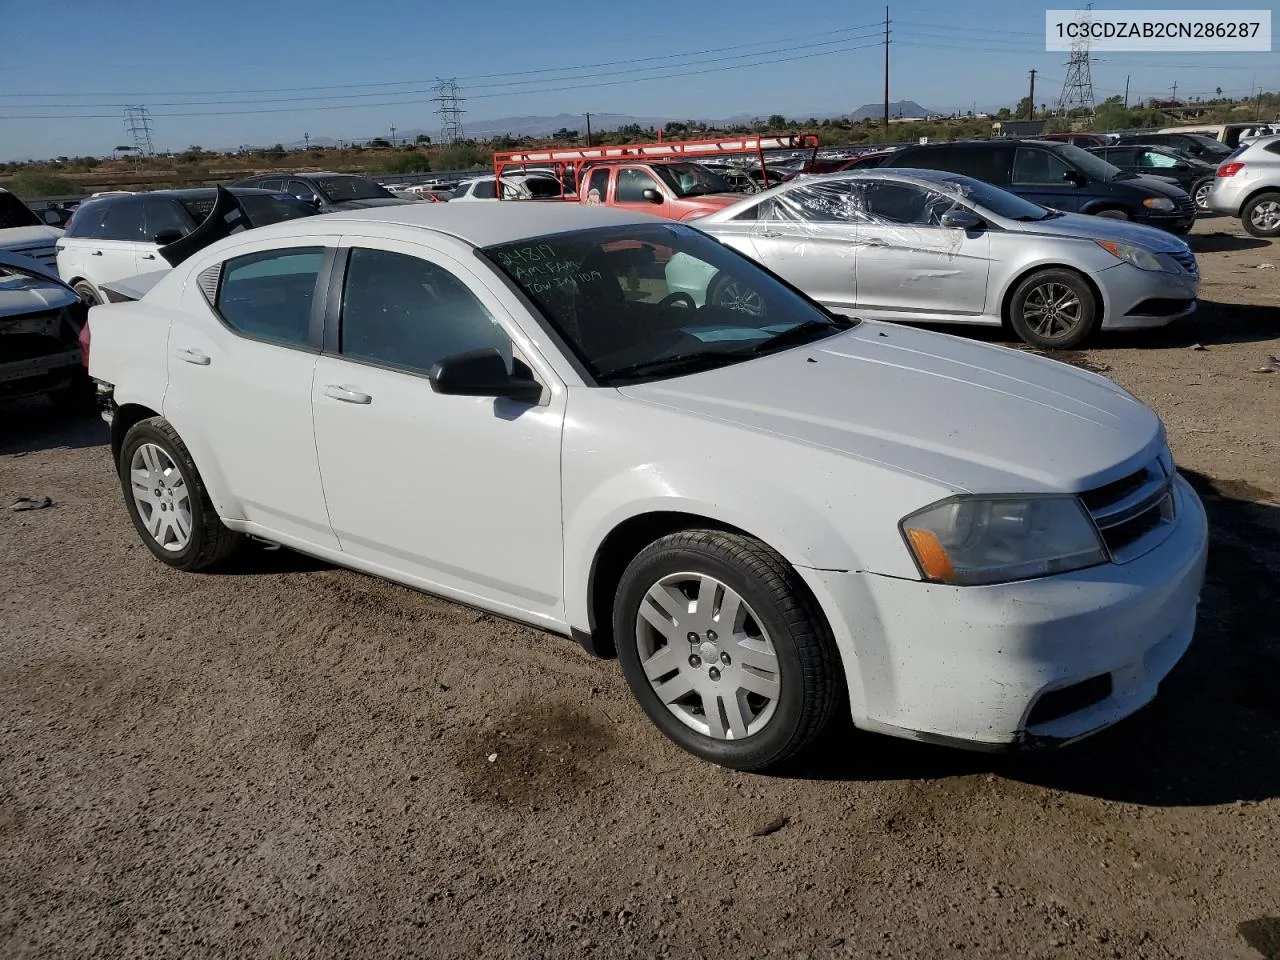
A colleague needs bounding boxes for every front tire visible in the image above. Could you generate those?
[72,281,102,306]
[613,530,841,771]
[707,272,767,317]
[1007,268,1099,350]
[1242,191,1280,238]
[118,417,243,571]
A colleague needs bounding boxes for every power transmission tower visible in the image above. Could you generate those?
[123,105,155,157]
[432,79,466,144]
[1056,6,1096,117]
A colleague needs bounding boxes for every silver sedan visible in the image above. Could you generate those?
[666,169,1200,349]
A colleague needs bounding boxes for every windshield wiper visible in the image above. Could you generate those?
[598,351,752,383]
[746,317,852,355]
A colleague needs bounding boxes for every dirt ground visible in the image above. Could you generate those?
[1,215,1277,960]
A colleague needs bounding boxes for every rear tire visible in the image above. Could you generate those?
[117,417,243,571]
[1241,191,1280,238]
[1007,268,1099,350]
[72,281,102,306]
[1192,180,1213,212]
[613,529,841,771]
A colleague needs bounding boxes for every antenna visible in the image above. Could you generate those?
[432,79,466,144]
[122,105,155,157]
[1056,5,1096,117]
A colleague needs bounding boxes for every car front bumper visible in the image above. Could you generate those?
[1096,262,1199,331]
[800,473,1209,750]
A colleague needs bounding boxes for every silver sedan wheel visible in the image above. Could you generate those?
[634,572,781,740]
[1022,282,1082,340]
[1250,199,1280,232]
[713,278,766,317]
[129,443,192,552]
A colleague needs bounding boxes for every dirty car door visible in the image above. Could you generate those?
[853,179,991,319]
[744,185,859,310]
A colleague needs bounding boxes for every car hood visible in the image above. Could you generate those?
[1007,211,1191,252]
[618,321,1162,494]
[0,250,78,318]
[1122,174,1188,199]
[331,197,417,209]
[0,224,63,248]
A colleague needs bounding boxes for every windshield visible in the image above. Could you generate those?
[481,223,852,385]
[651,163,735,198]
[1187,135,1233,158]
[1050,143,1124,181]
[0,191,42,229]
[313,176,395,201]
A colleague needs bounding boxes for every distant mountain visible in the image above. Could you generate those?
[849,100,934,121]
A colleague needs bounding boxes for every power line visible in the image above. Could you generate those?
[0,40,885,120]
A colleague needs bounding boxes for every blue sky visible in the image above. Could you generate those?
[1,0,1276,159]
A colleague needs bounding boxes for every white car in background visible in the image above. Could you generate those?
[84,203,1207,771]
[56,187,318,304]
[450,174,564,201]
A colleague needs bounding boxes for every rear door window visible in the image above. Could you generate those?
[471,180,497,199]
[98,199,147,241]
[143,198,194,240]
[214,247,325,347]
[1013,147,1071,184]
[586,168,611,202]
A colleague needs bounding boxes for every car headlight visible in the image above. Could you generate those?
[1141,197,1176,212]
[1095,239,1164,271]
[901,495,1107,586]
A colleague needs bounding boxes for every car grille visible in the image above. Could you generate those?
[1167,249,1198,275]
[1174,195,1197,220]
[3,242,58,270]
[1080,456,1177,562]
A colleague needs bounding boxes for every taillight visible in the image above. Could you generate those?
[78,320,90,370]
[1217,162,1245,177]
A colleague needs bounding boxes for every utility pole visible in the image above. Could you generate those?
[585,112,592,147]
[1123,75,1130,108]
[1170,82,1177,103]
[883,6,891,131]
[390,125,397,146]
[304,132,310,151]
[1027,70,1037,119]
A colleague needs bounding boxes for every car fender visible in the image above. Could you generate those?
[994,248,1116,321]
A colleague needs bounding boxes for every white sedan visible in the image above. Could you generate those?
[85,203,1208,770]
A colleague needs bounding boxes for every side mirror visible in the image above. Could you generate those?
[428,348,541,403]
[939,209,984,231]
[153,229,185,246]
[295,194,321,207]
[641,188,664,204]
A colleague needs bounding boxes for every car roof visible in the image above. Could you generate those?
[242,201,666,247]
[143,187,297,198]
[245,171,361,179]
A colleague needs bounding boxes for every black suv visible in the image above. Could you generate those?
[230,172,415,212]
[1087,144,1218,210]
[878,140,1197,233]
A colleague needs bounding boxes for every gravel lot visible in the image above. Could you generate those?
[2,216,1277,960]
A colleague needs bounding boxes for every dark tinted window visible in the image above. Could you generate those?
[586,168,611,202]
[471,179,496,199]
[98,199,146,241]
[287,179,316,199]
[862,181,954,225]
[215,247,324,347]
[339,248,509,375]
[616,168,660,202]
[0,191,41,229]
[313,176,393,201]
[890,145,1012,184]
[143,198,193,240]
[255,178,286,192]
[1265,141,1280,156]
[62,199,110,238]
[1012,147,1071,184]
[1102,147,1138,165]
[180,193,317,227]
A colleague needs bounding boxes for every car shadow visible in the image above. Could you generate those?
[0,401,108,455]
[210,541,334,576]
[1186,232,1272,253]
[780,470,1280,807]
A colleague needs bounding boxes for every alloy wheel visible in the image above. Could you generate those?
[713,278,766,317]
[1250,200,1280,232]
[633,572,781,740]
[129,443,192,552]
[1022,282,1083,341]
[1193,182,1211,211]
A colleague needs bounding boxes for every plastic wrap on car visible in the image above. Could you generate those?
[759,177,971,261]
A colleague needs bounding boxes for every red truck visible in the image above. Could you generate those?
[493,133,819,221]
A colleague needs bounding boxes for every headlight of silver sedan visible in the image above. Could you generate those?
[901,495,1107,586]
[1095,239,1164,271]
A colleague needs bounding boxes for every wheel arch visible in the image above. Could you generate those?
[1240,185,1280,214]
[110,402,161,462]
[999,262,1106,330]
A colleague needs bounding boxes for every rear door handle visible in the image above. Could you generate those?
[323,384,372,404]
[141,253,156,260]
[90,250,103,256]
[174,347,211,365]
[757,230,780,238]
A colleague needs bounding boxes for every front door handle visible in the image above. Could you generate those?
[756,230,780,238]
[90,250,103,256]
[323,384,372,405]
[140,253,156,260]
[174,347,211,365]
